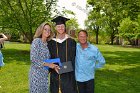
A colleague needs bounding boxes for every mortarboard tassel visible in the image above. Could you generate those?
[58,75,62,93]
[59,87,61,93]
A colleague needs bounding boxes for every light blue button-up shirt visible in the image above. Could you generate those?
[75,42,105,82]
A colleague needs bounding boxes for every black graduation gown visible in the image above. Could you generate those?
[48,38,78,93]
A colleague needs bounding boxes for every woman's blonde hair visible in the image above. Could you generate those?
[33,22,54,41]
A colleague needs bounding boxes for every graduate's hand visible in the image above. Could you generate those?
[54,66,60,74]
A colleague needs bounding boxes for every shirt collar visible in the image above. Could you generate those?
[77,42,91,49]
[52,34,69,43]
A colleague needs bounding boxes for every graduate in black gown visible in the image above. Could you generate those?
[48,16,78,93]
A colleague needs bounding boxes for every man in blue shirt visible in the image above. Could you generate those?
[75,30,105,93]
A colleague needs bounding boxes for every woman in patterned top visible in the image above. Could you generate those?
[29,22,59,93]
[0,33,8,68]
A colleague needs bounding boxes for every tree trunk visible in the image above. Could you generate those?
[95,26,99,44]
[116,36,119,45]
[116,30,119,45]
[110,35,114,45]
[135,39,138,46]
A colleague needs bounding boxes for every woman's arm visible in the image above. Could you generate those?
[30,39,44,67]
[30,39,60,70]
[0,33,8,44]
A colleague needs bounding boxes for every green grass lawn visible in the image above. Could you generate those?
[0,43,140,93]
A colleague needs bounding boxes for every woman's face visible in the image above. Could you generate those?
[55,24,65,34]
[42,25,51,38]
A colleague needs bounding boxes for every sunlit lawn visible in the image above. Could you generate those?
[0,42,140,93]
[0,42,30,93]
[96,45,140,93]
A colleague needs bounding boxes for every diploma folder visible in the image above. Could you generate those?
[58,61,73,74]
[44,58,62,70]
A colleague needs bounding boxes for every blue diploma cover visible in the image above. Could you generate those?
[44,58,62,70]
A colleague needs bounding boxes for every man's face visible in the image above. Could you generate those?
[78,31,87,44]
[55,24,65,34]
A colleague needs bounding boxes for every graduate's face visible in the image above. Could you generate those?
[42,25,51,38]
[78,31,87,44]
[55,24,65,34]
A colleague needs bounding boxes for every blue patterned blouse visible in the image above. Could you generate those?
[29,38,50,93]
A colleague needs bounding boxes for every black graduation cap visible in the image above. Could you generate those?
[52,16,70,25]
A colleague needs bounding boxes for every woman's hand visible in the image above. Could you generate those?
[48,63,60,73]
[0,33,8,42]
[44,63,60,73]
[47,63,58,69]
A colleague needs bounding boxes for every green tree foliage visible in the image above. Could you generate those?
[87,0,140,45]
[85,5,103,44]
[0,0,57,43]
[66,18,79,30]
[118,17,140,45]
[122,0,140,21]
[137,14,140,38]
[87,0,124,44]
